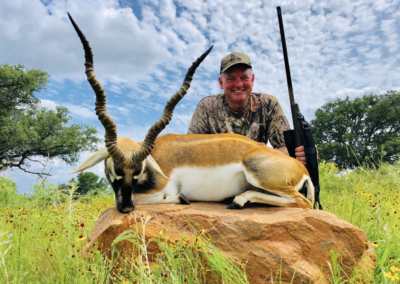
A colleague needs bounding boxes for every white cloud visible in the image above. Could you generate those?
[63,103,97,119]
[117,106,129,115]
[333,87,383,100]
[40,99,58,110]
[40,99,97,122]
[108,84,123,94]
[0,0,167,83]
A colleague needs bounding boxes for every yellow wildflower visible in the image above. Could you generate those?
[240,261,247,269]
[391,265,400,272]
[77,235,86,242]
[385,271,399,281]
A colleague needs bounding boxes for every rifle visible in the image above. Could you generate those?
[276,6,322,210]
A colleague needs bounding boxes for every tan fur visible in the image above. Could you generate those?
[148,133,312,208]
[74,133,313,209]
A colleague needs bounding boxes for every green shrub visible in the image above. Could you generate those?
[0,175,28,207]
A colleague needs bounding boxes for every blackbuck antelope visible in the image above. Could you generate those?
[68,13,315,214]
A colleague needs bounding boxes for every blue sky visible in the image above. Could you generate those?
[1,0,399,194]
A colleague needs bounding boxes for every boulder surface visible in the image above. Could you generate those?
[84,203,374,283]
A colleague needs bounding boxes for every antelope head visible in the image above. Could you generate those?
[67,13,212,213]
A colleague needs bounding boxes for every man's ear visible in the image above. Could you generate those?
[218,76,224,89]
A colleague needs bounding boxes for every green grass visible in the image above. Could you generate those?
[1,160,400,283]
[0,181,249,283]
[319,160,400,283]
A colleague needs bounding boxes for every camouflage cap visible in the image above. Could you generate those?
[220,52,252,73]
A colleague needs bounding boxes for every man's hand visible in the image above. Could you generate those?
[295,145,318,166]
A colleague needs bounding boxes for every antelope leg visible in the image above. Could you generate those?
[227,190,295,209]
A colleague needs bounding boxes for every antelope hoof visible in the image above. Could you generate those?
[221,196,235,204]
[227,202,242,210]
[179,193,190,205]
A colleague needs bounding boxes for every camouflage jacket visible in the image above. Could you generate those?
[187,93,291,149]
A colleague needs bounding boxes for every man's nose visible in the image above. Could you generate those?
[234,80,243,87]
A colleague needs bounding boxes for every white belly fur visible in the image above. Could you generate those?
[163,163,247,201]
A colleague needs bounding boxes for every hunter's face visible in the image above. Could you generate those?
[218,65,254,111]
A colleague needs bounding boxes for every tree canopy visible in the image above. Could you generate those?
[311,90,400,169]
[0,64,49,116]
[69,172,109,196]
[0,64,101,175]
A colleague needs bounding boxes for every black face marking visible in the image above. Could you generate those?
[113,182,135,213]
[133,167,156,194]
[111,178,124,192]
[111,164,133,214]
[298,180,308,198]
[111,167,156,197]
[133,168,142,177]
[117,188,135,213]
[109,162,157,213]
[115,167,124,177]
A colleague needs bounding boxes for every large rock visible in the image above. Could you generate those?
[84,203,375,283]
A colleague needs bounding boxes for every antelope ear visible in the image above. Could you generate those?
[145,155,169,179]
[69,147,109,174]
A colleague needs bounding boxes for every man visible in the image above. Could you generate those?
[188,52,310,165]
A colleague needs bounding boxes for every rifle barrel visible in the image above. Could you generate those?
[277,6,302,148]
[277,6,295,104]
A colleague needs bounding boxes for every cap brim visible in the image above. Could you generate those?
[221,62,252,73]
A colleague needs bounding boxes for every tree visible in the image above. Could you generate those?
[311,90,400,169]
[0,64,101,175]
[0,64,49,116]
[69,172,110,196]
